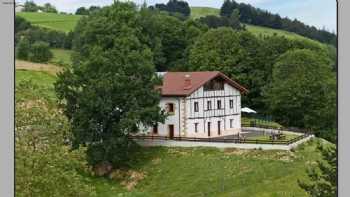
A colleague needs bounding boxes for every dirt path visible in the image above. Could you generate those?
[16,60,62,75]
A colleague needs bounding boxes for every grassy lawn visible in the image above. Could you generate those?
[246,133,300,141]
[50,48,73,66]
[244,24,324,46]
[79,138,328,197]
[242,117,283,128]
[191,7,220,19]
[16,70,57,101]
[16,12,82,32]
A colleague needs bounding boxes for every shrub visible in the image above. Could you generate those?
[28,41,53,63]
[16,38,31,60]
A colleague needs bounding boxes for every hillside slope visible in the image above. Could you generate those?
[17,10,325,47]
[191,6,220,19]
[16,12,82,32]
[16,66,333,197]
[191,7,324,46]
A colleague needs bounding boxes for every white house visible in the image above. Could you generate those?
[144,71,248,138]
[15,4,24,12]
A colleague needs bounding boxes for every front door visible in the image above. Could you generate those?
[168,125,174,139]
[153,123,158,134]
[207,122,211,137]
[218,121,221,135]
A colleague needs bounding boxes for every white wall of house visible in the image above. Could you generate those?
[146,82,242,138]
[151,97,182,137]
[184,83,241,138]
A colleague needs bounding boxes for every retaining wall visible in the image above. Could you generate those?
[134,135,314,151]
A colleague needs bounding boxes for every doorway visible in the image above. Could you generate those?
[168,125,174,139]
[207,122,211,137]
[218,121,221,135]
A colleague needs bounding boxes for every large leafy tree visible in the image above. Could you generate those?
[23,0,39,12]
[188,27,245,79]
[75,7,89,15]
[299,143,336,197]
[264,49,336,141]
[42,3,58,13]
[139,8,198,71]
[55,2,165,168]
[154,0,191,18]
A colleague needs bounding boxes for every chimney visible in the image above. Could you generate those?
[184,74,192,90]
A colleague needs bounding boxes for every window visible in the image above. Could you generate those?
[194,102,199,112]
[230,119,234,128]
[217,100,222,109]
[167,103,174,113]
[195,123,198,133]
[229,99,234,109]
[207,100,212,110]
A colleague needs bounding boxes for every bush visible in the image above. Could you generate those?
[16,38,31,60]
[16,26,73,49]
[28,41,53,63]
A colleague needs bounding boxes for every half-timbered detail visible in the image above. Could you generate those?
[143,71,248,138]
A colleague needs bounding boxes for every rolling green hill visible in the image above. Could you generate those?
[16,12,82,32]
[191,6,220,19]
[190,7,324,46]
[17,10,323,46]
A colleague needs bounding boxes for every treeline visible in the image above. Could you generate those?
[197,10,244,31]
[15,16,73,63]
[75,6,101,15]
[220,0,336,46]
[149,0,191,19]
[22,0,58,13]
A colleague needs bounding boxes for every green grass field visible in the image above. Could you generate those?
[246,133,299,141]
[242,117,283,129]
[84,139,328,197]
[190,7,324,46]
[15,69,332,197]
[16,70,57,101]
[16,12,82,32]
[191,7,220,19]
[50,48,73,66]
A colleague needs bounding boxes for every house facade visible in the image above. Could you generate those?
[145,71,248,138]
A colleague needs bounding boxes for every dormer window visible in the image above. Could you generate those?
[203,77,224,91]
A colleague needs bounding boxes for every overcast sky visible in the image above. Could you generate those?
[21,0,337,33]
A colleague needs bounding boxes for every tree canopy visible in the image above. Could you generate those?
[153,0,191,19]
[56,2,166,168]
[264,49,336,142]
[299,143,336,197]
[188,27,245,78]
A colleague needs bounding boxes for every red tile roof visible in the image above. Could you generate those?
[159,71,248,96]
